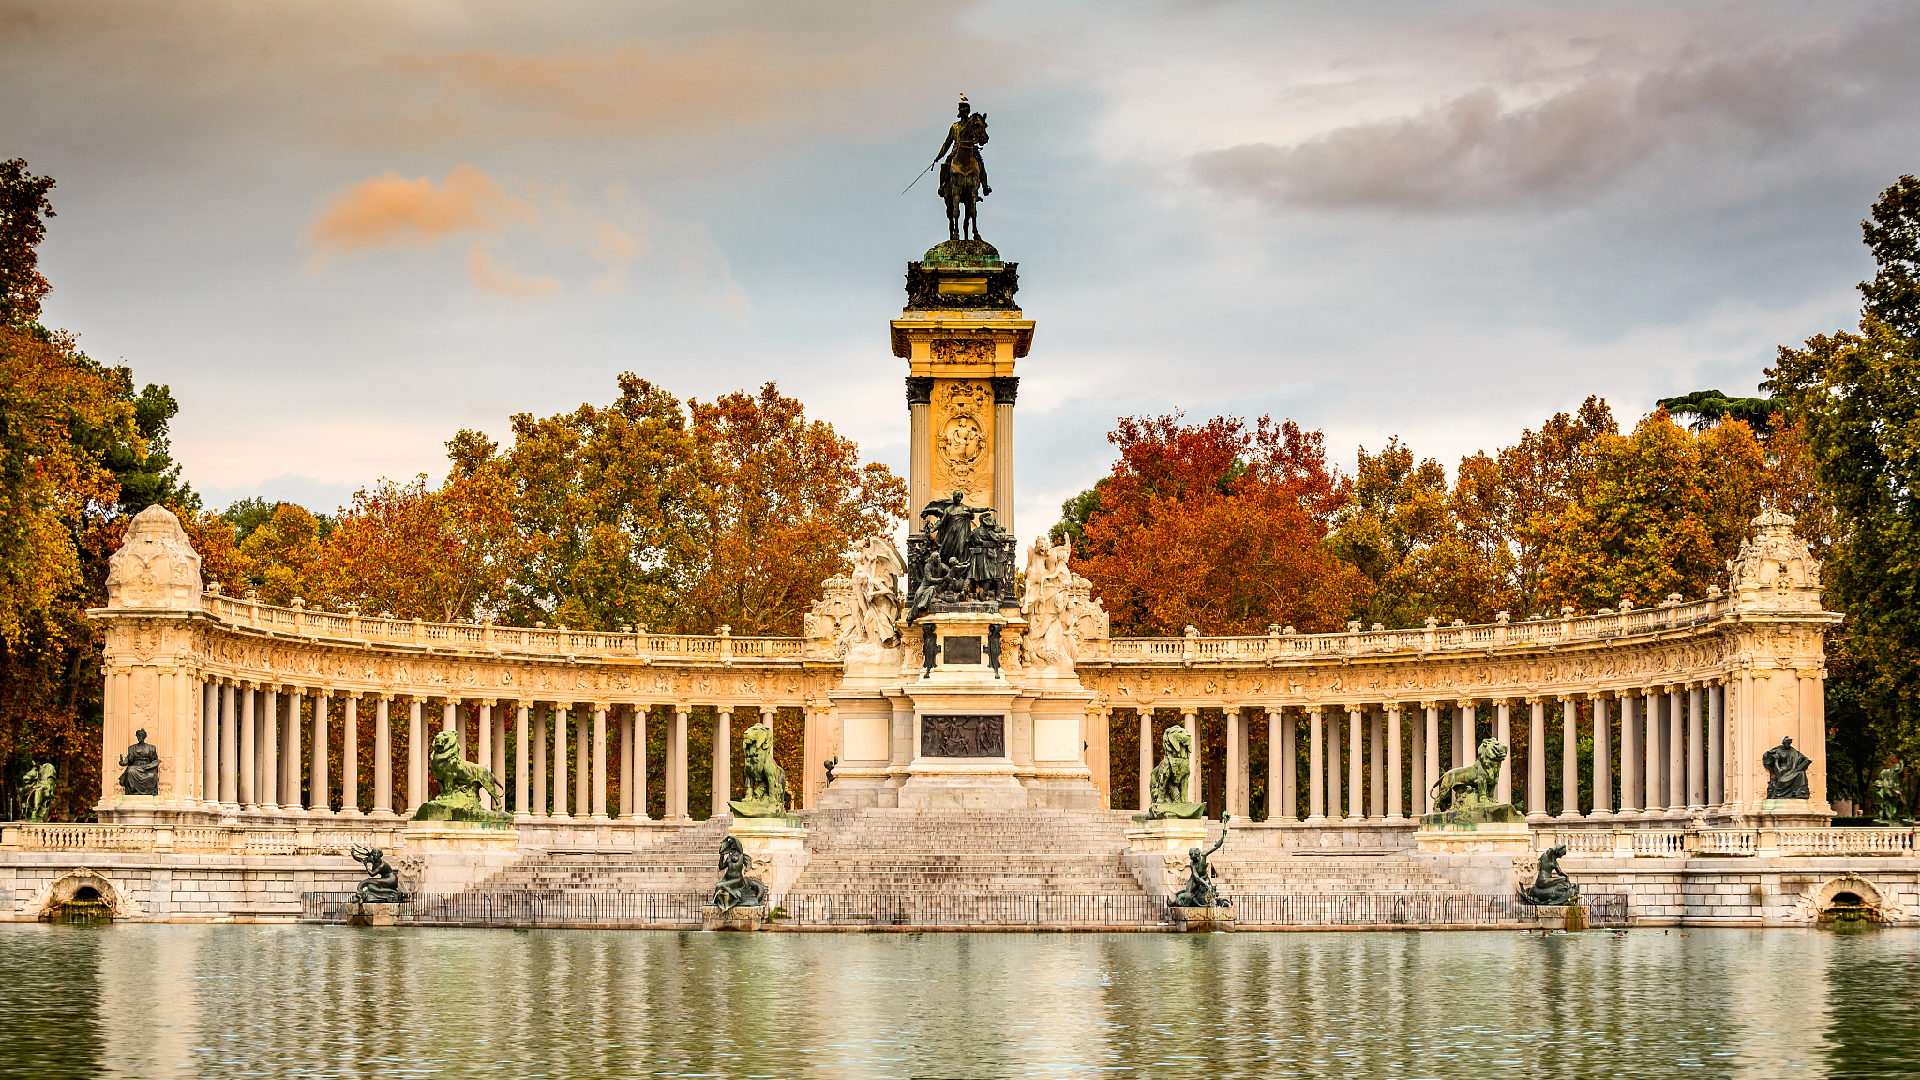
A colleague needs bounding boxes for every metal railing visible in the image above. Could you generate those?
[302,889,1627,929]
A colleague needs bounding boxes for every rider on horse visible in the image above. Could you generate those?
[934,94,990,202]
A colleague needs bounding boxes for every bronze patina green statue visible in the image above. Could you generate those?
[1763,736,1812,800]
[1171,817,1231,909]
[1873,760,1912,825]
[350,845,407,904]
[412,731,511,822]
[933,95,989,242]
[1423,737,1522,825]
[712,834,770,914]
[728,720,789,818]
[117,729,160,796]
[1518,843,1581,906]
[23,762,55,822]
[1147,726,1204,819]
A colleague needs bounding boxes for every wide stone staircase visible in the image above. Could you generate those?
[1211,852,1473,897]
[472,817,735,895]
[788,808,1144,895]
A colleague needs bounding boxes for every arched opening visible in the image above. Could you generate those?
[1819,888,1877,929]
[56,884,112,924]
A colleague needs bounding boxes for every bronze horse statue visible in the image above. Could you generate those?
[940,112,989,242]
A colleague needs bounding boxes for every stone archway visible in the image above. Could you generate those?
[30,868,133,922]
[1798,875,1900,923]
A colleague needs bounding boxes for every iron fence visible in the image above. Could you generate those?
[302,889,1626,929]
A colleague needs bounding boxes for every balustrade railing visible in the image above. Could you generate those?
[1,822,405,854]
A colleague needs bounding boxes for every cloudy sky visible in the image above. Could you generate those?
[5,1,1917,539]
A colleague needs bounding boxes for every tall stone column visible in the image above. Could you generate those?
[1369,708,1385,819]
[312,690,331,813]
[1687,683,1705,810]
[262,689,281,811]
[475,701,493,809]
[1590,693,1611,817]
[1266,708,1287,821]
[1667,685,1685,813]
[341,696,361,816]
[284,689,304,814]
[219,681,238,807]
[514,703,531,820]
[1386,706,1404,820]
[373,695,394,817]
[1327,706,1343,820]
[992,377,1018,536]
[1559,695,1578,818]
[1225,708,1242,819]
[491,704,506,794]
[1526,697,1547,820]
[1643,689,1663,812]
[1708,681,1725,808]
[1307,709,1325,822]
[574,703,590,817]
[1138,711,1152,812]
[1493,700,1513,805]
[533,705,549,817]
[201,681,218,808]
[592,704,610,820]
[713,707,733,818]
[630,705,651,820]
[1455,703,1473,768]
[617,706,632,819]
[238,683,256,809]
[1281,708,1298,821]
[1346,708,1363,822]
[407,699,424,814]
[442,699,458,743]
[552,705,571,819]
[1410,705,1426,816]
[1618,691,1640,815]
[671,705,691,820]
[1423,703,1441,816]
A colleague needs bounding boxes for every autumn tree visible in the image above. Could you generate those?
[317,473,516,622]
[1072,414,1367,636]
[1328,438,1451,627]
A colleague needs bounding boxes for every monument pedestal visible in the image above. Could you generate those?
[401,819,521,894]
[727,817,810,893]
[1124,818,1209,899]
[1168,906,1235,932]
[1757,798,1836,829]
[348,902,399,927]
[702,904,767,931]
[1415,821,1531,855]
[896,610,1031,810]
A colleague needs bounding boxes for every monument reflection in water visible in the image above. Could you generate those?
[0,924,1913,1078]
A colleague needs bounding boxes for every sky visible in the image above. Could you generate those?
[5,0,1918,541]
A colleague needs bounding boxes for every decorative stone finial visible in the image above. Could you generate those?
[1728,509,1824,612]
[105,504,203,610]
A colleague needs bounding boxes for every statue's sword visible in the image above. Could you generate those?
[902,162,935,195]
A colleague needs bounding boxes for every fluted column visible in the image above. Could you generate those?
[1282,708,1298,821]
[237,683,256,809]
[262,688,281,811]
[1526,697,1546,820]
[1411,705,1426,816]
[341,695,361,816]
[1590,693,1611,817]
[552,704,571,819]
[617,705,633,819]
[1307,709,1325,822]
[592,703,610,820]
[533,705,549,817]
[373,695,394,817]
[1708,681,1725,808]
[1369,708,1384,819]
[1493,699,1512,805]
[1138,711,1152,812]
[1644,688,1663,813]
[1667,685,1685,813]
[1386,705,1404,820]
[491,704,506,794]
[442,699,458,742]
[1265,708,1285,821]
[632,705,651,820]
[1618,690,1640,815]
[1455,702,1473,768]
[311,690,331,813]
[514,702,531,820]
[1687,683,1705,810]
[219,681,238,807]
[1559,695,1578,818]
[1325,706,1342,819]
[1346,708,1363,821]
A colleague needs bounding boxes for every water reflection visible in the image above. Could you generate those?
[0,924,1912,1078]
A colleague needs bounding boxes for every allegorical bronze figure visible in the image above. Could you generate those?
[933,95,990,242]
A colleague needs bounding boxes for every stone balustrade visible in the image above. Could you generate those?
[1,822,407,855]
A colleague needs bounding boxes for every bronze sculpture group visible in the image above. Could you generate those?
[932,95,990,242]
[712,834,770,915]
[349,846,407,904]
[1517,843,1581,907]
[906,490,1016,623]
[412,730,511,823]
[1171,819,1232,910]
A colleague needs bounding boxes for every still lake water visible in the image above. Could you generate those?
[0,924,1914,1079]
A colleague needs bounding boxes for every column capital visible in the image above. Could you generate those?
[1556,692,1577,703]
[1591,689,1618,700]
[674,702,693,713]
[1795,667,1821,680]
[476,698,498,708]
[1180,706,1198,717]
[378,692,396,702]
[1418,700,1442,711]
[1663,683,1684,694]
[1382,701,1402,712]
[317,686,334,698]
[1524,696,1545,706]
[1346,704,1365,715]
[1264,704,1285,717]
[716,704,734,716]
[1455,698,1481,708]
[760,704,777,717]
[592,702,612,713]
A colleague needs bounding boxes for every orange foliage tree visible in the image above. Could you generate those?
[1072,414,1367,636]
